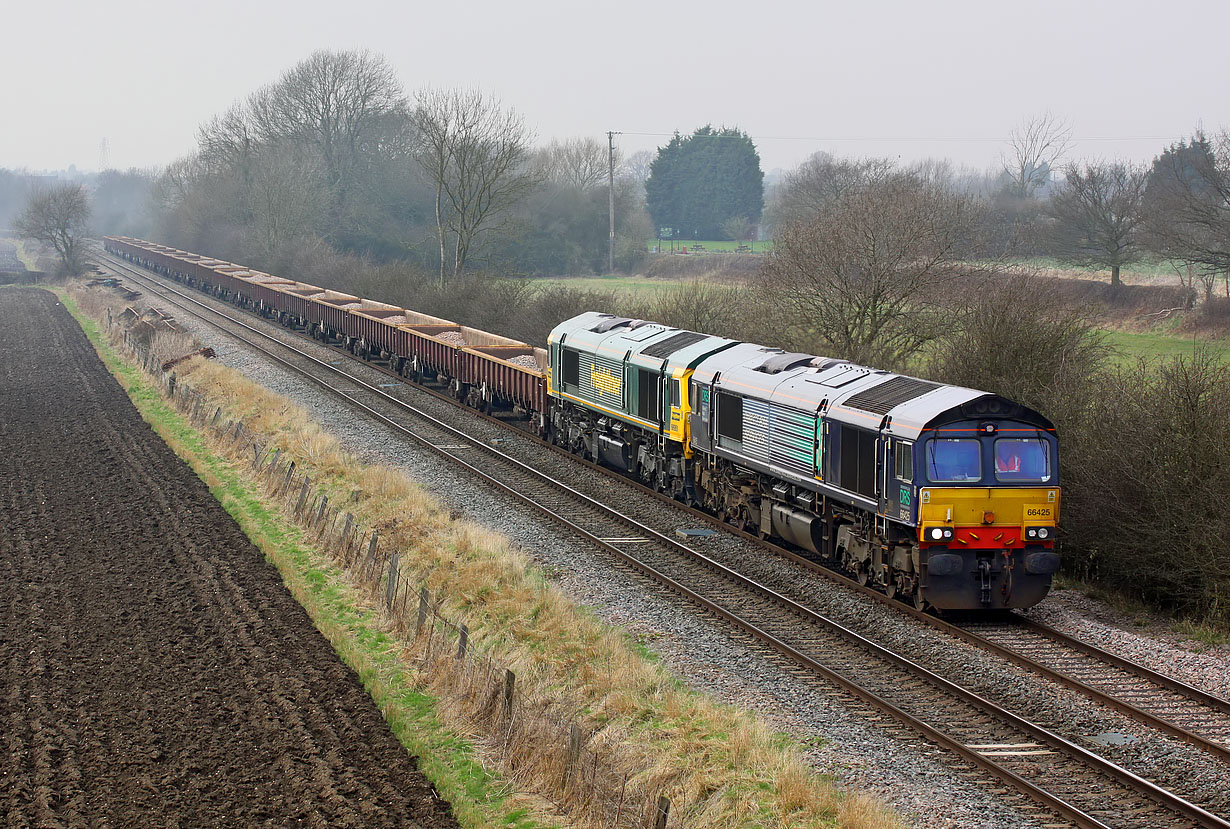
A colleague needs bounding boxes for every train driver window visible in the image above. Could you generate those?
[670,378,681,408]
[925,439,981,483]
[994,438,1051,482]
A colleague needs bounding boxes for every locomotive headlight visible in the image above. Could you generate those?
[1025,526,1052,541]
[930,527,944,540]
[1036,527,1050,540]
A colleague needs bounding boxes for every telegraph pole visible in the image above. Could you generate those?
[607,130,621,274]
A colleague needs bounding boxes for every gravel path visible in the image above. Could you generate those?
[107,269,1230,828]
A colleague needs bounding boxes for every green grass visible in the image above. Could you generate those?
[59,289,544,829]
[1102,329,1230,362]
[648,238,772,253]
[1172,619,1230,649]
[1008,256,1186,281]
[526,273,696,296]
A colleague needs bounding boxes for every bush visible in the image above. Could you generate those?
[1063,351,1230,621]
[925,274,1109,433]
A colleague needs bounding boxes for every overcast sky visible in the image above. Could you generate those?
[3,0,1227,176]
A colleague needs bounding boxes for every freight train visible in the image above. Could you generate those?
[104,236,1060,611]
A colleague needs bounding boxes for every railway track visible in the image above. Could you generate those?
[94,250,1230,828]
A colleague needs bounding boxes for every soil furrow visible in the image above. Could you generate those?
[0,289,457,827]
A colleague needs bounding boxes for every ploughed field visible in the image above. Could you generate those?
[0,288,457,827]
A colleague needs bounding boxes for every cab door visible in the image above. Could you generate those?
[882,438,915,523]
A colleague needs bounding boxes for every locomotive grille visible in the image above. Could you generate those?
[642,330,707,358]
[769,406,816,475]
[843,376,941,415]
[739,399,815,477]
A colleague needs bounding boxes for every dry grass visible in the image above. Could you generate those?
[71,279,902,829]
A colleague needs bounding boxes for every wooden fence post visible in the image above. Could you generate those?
[314,496,329,528]
[280,461,296,496]
[456,624,468,660]
[565,722,582,788]
[502,669,515,721]
[654,795,671,829]
[339,512,354,555]
[416,586,429,635]
[385,551,400,609]
[295,478,311,517]
[363,533,379,578]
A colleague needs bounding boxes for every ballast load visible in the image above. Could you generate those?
[105,236,1060,612]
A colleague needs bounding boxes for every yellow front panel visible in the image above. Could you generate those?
[920,487,1061,527]
[666,367,691,448]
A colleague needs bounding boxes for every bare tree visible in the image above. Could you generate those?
[759,171,982,368]
[535,137,612,191]
[413,87,536,285]
[620,149,654,187]
[248,50,410,225]
[1002,112,1073,198]
[15,183,91,275]
[767,151,894,232]
[197,103,258,179]
[247,141,330,257]
[1047,161,1148,287]
[1141,131,1230,299]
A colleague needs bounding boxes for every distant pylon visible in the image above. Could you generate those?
[99,138,110,171]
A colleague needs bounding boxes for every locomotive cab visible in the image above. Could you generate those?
[907,398,1060,610]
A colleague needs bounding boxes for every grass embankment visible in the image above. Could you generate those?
[61,285,900,829]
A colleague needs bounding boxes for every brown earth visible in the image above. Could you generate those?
[0,288,458,828]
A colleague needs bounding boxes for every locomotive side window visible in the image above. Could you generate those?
[894,440,914,480]
[636,368,660,422]
[994,438,1051,483]
[925,439,981,483]
[670,378,681,408]
[562,348,579,387]
[716,392,743,441]
[839,426,877,498]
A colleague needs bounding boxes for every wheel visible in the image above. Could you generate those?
[913,589,929,611]
[855,564,871,586]
[885,577,898,600]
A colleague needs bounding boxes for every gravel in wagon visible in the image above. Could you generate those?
[506,354,542,370]
[434,331,466,346]
[146,280,1230,828]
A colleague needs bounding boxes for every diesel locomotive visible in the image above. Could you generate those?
[105,236,1060,611]
[548,312,1059,611]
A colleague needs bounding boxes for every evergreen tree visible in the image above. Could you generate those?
[645,126,764,239]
